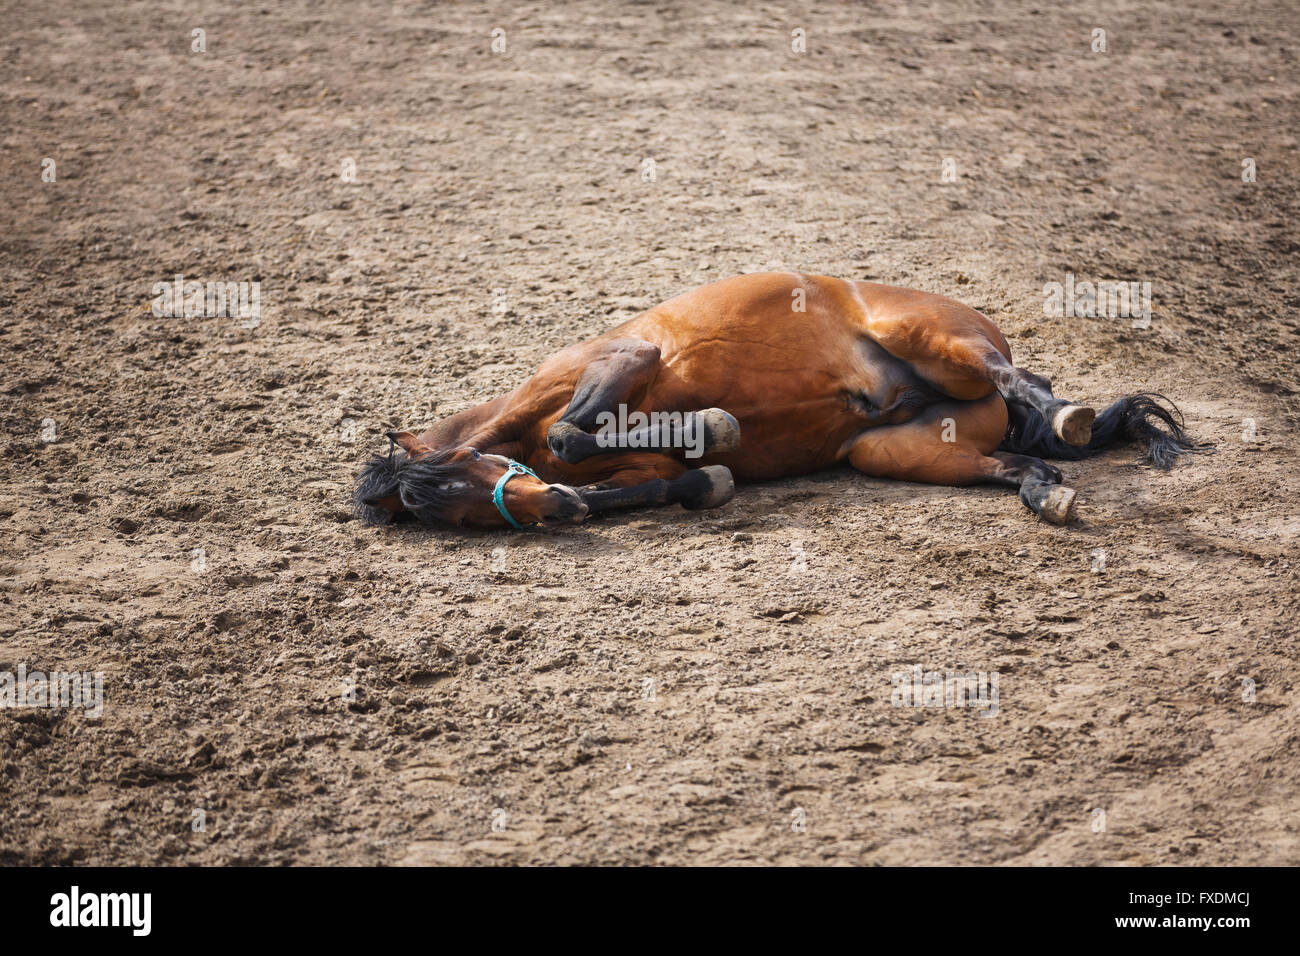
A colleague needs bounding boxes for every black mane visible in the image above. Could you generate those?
[352,446,464,525]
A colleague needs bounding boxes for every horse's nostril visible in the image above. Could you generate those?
[546,485,587,522]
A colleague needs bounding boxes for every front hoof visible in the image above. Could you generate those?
[1052,404,1095,446]
[680,465,735,510]
[695,408,741,455]
[547,420,586,463]
[1039,485,1077,525]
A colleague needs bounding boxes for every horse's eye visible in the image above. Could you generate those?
[470,450,481,461]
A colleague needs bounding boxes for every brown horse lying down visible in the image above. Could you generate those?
[355,273,1196,530]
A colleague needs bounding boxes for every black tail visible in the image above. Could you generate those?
[999,392,1203,469]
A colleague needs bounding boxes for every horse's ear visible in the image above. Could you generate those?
[386,431,428,454]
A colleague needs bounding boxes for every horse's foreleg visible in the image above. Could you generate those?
[546,338,739,463]
[555,407,740,464]
[555,339,662,428]
[846,393,1078,524]
[546,338,659,462]
[576,465,735,516]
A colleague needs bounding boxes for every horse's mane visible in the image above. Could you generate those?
[352,446,462,525]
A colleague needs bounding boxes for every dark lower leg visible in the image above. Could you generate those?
[989,451,1062,487]
[988,358,1064,418]
[550,338,673,462]
[550,408,740,464]
[576,465,734,515]
[1018,477,1077,524]
[986,355,1094,446]
[988,451,1075,524]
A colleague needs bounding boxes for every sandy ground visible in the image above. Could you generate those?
[1,0,1298,865]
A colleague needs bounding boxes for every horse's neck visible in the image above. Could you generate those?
[417,390,530,453]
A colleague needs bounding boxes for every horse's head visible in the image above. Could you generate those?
[354,431,588,528]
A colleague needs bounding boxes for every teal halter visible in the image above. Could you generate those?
[492,459,541,529]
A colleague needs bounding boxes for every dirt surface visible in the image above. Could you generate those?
[2,0,1299,866]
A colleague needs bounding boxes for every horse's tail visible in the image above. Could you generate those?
[999,392,1203,469]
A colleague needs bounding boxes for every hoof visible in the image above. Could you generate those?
[1052,404,1095,446]
[547,420,588,463]
[695,408,741,455]
[1039,485,1077,525]
[680,465,735,510]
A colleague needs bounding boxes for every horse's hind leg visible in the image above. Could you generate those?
[862,294,1096,446]
[846,393,1078,523]
[987,357,1096,447]
[929,345,1094,446]
[989,451,1076,524]
[546,338,739,463]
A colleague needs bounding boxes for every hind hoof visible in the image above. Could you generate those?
[1052,404,1095,446]
[695,408,741,455]
[1039,485,1077,525]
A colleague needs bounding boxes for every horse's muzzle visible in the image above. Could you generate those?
[540,485,588,525]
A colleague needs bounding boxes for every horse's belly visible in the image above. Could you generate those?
[657,341,927,480]
[705,400,865,479]
[618,281,941,479]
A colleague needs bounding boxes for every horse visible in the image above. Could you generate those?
[354,273,1197,530]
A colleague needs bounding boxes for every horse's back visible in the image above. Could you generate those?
[614,272,1005,360]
